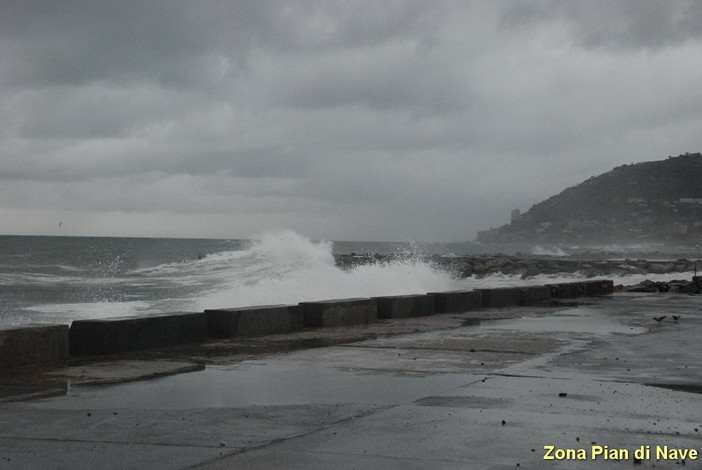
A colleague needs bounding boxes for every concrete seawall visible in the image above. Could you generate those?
[428,290,482,313]
[0,324,68,369]
[2,280,613,367]
[518,285,552,306]
[205,305,303,338]
[69,312,207,356]
[477,287,521,308]
[300,298,378,328]
[373,294,435,319]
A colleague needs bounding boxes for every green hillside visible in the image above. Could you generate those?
[477,153,702,244]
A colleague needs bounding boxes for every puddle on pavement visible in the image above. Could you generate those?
[28,361,474,410]
[481,307,647,335]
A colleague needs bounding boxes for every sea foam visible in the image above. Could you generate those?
[196,230,464,310]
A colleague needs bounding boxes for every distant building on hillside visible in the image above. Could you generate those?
[474,152,702,245]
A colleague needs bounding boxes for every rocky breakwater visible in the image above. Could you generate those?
[619,277,702,294]
[335,253,701,280]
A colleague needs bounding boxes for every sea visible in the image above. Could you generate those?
[0,230,698,328]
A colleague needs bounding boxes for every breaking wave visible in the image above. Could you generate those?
[195,230,463,310]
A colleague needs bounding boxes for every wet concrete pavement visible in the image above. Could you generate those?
[1,293,701,469]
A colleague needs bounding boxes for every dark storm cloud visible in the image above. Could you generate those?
[0,0,445,90]
[1,0,701,241]
[0,1,257,89]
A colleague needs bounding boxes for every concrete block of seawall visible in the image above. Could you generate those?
[300,298,377,328]
[69,312,207,356]
[204,305,303,338]
[598,280,614,295]
[373,294,435,319]
[547,282,582,299]
[0,324,69,369]
[519,286,552,306]
[572,282,586,296]
[546,283,563,298]
[428,290,482,313]
[478,288,521,308]
[581,280,609,296]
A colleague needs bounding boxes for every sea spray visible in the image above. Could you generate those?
[531,245,568,257]
[196,231,463,310]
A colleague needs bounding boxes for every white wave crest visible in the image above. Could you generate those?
[531,245,568,256]
[196,231,462,310]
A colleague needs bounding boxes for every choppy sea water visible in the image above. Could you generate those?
[0,230,697,327]
[0,231,455,326]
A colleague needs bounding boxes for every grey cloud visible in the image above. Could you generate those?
[0,1,447,91]
[269,51,471,114]
[499,0,702,50]
[0,173,303,215]
[1,1,701,241]
[254,0,451,52]
[0,142,310,182]
[0,1,260,89]
[225,149,310,179]
[12,85,198,139]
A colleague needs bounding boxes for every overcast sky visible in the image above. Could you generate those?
[1,1,701,242]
